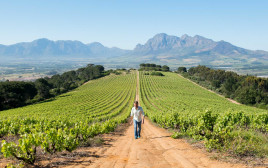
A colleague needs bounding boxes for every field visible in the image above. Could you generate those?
[139,71,268,157]
[139,71,267,115]
[0,71,136,166]
[0,70,267,167]
[0,60,89,82]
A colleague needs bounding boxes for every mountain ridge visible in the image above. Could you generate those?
[0,33,267,67]
[0,38,128,58]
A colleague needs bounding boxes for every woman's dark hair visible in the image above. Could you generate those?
[134,100,138,104]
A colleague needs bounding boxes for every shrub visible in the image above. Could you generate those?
[151,72,164,76]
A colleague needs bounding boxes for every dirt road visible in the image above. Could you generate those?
[63,71,249,168]
[82,118,248,168]
[63,118,250,168]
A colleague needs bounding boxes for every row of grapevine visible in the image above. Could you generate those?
[0,71,136,166]
[139,71,268,157]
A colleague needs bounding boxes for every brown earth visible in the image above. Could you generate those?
[62,118,254,168]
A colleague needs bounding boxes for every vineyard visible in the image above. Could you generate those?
[0,71,136,166]
[139,71,268,157]
[0,70,267,167]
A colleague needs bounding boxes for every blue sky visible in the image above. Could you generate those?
[0,0,267,50]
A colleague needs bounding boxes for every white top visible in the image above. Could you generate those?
[130,106,145,122]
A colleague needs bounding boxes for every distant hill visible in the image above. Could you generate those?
[0,38,128,58]
[124,33,268,67]
[1,34,267,69]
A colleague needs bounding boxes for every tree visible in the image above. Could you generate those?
[87,64,94,67]
[162,65,170,72]
[0,81,37,110]
[235,86,257,105]
[140,63,145,69]
[178,67,187,73]
[222,76,238,95]
[35,78,51,99]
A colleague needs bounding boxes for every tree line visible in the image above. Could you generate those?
[0,64,108,111]
[139,63,170,71]
[177,65,268,109]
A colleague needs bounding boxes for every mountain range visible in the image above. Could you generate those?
[0,38,128,58]
[1,33,268,68]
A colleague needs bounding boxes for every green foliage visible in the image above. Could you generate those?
[0,64,108,111]
[177,67,187,73]
[151,72,164,76]
[171,132,184,139]
[139,63,169,71]
[187,65,268,107]
[1,133,40,164]
[0,81,37,110]
[35,78,51,99]
[139,71,268,157]
[0,71,136,165]
[5,163,24,168]
[114,71,122,75]
[161,65,170,72]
